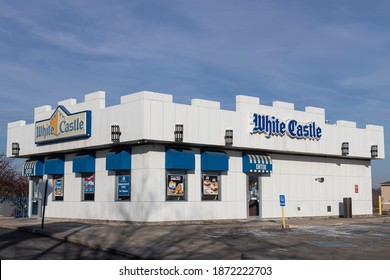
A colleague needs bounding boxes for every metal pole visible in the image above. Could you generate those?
[379,195,382,216]
[41,179,48,229]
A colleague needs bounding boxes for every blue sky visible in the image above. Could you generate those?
[0,0,389,187]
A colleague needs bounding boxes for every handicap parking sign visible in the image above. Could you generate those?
[279,195,286,206]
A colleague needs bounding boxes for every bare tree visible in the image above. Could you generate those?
[0,154,29,217]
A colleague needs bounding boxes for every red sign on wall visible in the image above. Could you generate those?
[355,184,359,193]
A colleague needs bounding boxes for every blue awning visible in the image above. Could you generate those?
[22,160,44,177]
[201,151,228,172]
[106,149,131,171]
[44,157,64,175]
[243,153,272,173]
[165,148,195,170]
[73,153,95,173]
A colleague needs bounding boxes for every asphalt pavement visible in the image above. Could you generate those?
[1,215,389,259]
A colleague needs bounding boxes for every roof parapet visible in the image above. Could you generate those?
[8,120,26,128]
[121,90,173,104]
[58,98,77,106]
[305,106,325,115]
[236,95,260,111]
[273,101,294,110]
[336,120,356,128]
[366,124,384,132]
[191,98,220,109]
[85,91,105,108]
[34,105,52,122]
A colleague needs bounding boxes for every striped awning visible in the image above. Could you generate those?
[23,160,44,177]
[242,153,272,173]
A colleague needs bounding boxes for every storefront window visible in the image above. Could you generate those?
[116,171,130,201]
[166,171,186,201]
[82,173,95,201]
[202,173,220,201]
[53,175,64,201]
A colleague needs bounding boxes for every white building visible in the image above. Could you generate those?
[7,90,385,222]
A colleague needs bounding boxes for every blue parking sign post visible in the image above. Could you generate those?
[279,195,286,206]
[279,195,286,229]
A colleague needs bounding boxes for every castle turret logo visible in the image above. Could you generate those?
[35,106,91,144]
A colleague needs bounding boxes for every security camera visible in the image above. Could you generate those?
[315,177,325,183]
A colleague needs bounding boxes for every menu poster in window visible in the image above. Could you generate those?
[203,175,219,195]
[117,175,130,197]
[83,174,95,193]
[167,175,184,196]
[54,179,64,197]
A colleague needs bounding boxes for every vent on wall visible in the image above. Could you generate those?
[371,145,378,158]
[342,142,349,156]
[175,124,183,142]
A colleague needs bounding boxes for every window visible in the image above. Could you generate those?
[53,175,64,201]
[166,171,186,201]
[202,173,221,201]
[82,173,95,201]
[116,171,130,201]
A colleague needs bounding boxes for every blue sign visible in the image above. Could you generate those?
[279,195,286,207]
[243,153,272,173]
[251,113,322,140]
[23,160,44,177]
[117,175,130,196]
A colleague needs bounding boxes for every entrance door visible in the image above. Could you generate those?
[31,178,42,217]
[248,175,260,217]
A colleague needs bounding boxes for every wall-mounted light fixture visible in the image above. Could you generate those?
[111,125,121,143]
[174,124,183,142]
[225,129,233,146]
[12,142,20,156]
[315,177,325,183]
[341,142,349,156]
[371,145,378,158]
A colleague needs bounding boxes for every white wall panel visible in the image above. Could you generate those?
[209,109,221,145]
[175,104,188,140]
[150,100,164,140]
[163,102,175,141]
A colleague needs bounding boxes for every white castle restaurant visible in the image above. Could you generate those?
[7,90,385,222]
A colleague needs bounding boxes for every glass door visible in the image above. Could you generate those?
[248,175,260,217]
[31,178,42,217]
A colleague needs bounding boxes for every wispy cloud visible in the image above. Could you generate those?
[1,0,390,184]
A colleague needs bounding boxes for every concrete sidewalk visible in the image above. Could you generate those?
[1,215,390,259]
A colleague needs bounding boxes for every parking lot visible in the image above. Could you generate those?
[206,222,390,259]
[1,216,390,259]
